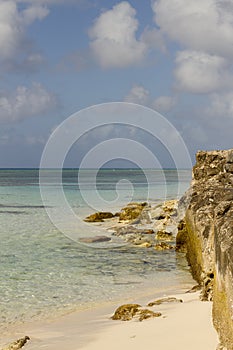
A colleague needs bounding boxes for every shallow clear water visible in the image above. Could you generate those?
[0,168,193,331]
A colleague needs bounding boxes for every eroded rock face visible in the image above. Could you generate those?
[183,149,233,349]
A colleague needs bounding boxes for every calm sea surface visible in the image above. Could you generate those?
[0,169,193,332]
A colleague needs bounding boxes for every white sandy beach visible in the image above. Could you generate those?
[0,290,219,350]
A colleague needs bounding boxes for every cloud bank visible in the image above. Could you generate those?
[0,83,59,123]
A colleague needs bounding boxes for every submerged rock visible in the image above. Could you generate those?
[113,225,154,236]
[79,236,111,243]
[84,212,114,222]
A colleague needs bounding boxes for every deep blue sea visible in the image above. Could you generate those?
[0,169,193,332]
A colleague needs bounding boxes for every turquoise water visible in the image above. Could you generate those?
[0,169,193,332]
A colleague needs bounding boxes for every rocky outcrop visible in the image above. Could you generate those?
[182,149,233,349]
[84,212,115,222]
[84,201,179,250]
[1,336,30,350]
[118,202,148,222]
[111,303,162,322]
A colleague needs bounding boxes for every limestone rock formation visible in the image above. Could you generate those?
[182,149,233,349]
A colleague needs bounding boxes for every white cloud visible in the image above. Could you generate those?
[0,0,49,63]
[206,91,233,117]
[124,84,176,113]
[124,85,149,105]
[17,0,88,5]
[89,2,147,68]
[0,83,59,122]
[152,95,176,112]
[152,0,233,58]
[174,50,231,94]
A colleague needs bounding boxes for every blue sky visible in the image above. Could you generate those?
[0,0,233,167]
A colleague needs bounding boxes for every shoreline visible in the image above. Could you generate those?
[0,287,218,350]
[0,199,219,349]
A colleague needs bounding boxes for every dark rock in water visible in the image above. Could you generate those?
[84,212,114,222]
[2,336,30,350]
[137,309,162,321]
[147,297,183,307]
[113,225,154,236]
[154,242,174,251]
[111,304,141,321]
[79,236,111,243]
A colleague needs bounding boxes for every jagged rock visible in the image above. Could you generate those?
[150,205,164,219]
[200,273,214,301]
[118,202,148,222]
[147,297,183,307]
[137,309,162,321]
[131,208,152,224]
[2,336,30,350]
[84,212,114,222]
[162,199,178,214]
[111,304,141,321]
[176,220,188,252]
[79,236,111,243]
[156,230,173,241]
[154,242,174,251]
[111,304,161,322]
[183,149,233,349]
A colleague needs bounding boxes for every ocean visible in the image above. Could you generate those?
[0,168,194,333]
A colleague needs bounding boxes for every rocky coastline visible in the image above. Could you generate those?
[83,199,180,250]
[3,150,231,350]
[84,149,233,349]
[178,149,233,350]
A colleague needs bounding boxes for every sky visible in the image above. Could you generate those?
[0,0,233,168]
